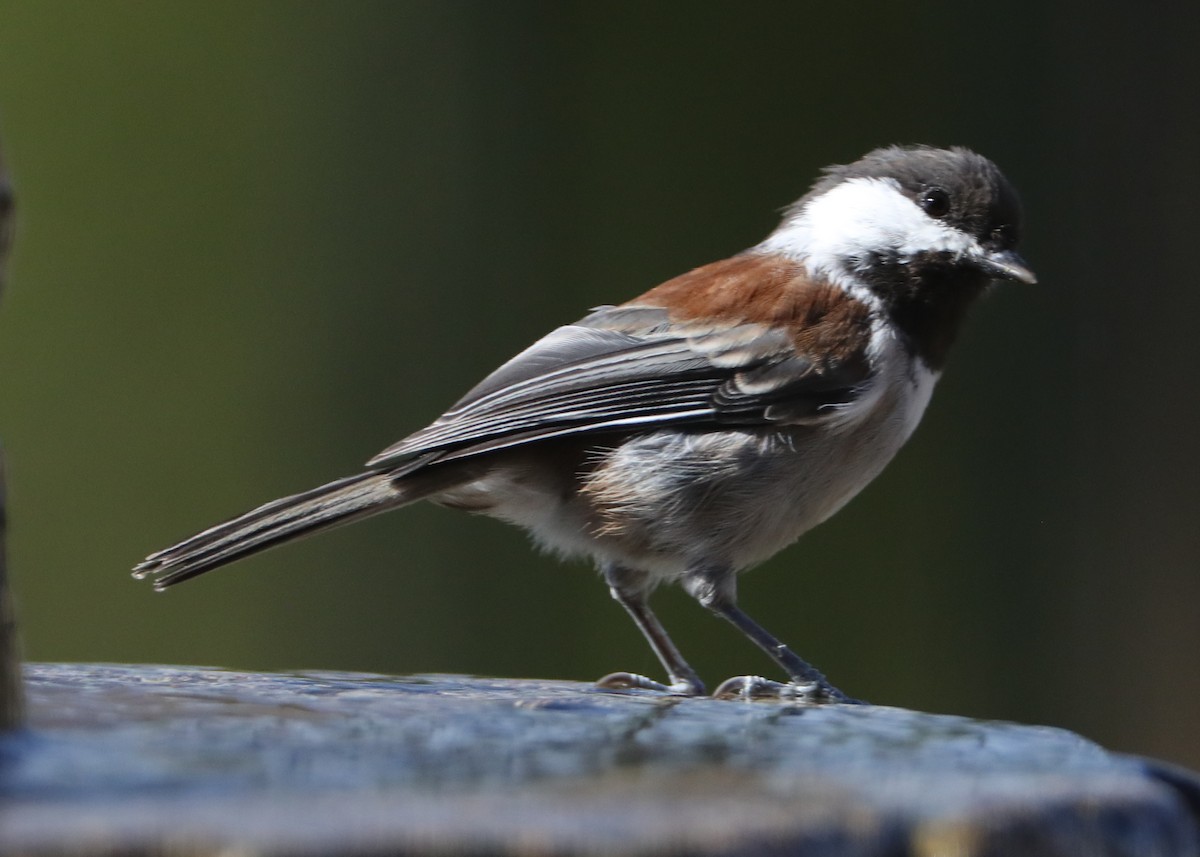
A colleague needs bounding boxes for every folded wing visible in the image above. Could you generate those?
[367,304,873,472]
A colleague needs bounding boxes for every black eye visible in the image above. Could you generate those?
[919,187,951,218]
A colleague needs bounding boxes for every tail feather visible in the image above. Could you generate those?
[133,470,433,589]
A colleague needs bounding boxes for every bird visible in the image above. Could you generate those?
[134,145,1035,703]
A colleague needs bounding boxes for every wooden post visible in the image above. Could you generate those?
[9,666,1200,854]
[0,135,23,730]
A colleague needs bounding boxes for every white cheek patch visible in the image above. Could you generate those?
[758,177,982,284]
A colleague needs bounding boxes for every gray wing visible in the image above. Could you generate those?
[366,305,872,471]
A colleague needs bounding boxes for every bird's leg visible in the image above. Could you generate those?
[595,563,706,696]
[683,567,861,704]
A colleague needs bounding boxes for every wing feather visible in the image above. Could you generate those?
[367,304,872,471]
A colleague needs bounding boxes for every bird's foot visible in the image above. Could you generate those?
[595,671,705,696]
[711,675,862,704]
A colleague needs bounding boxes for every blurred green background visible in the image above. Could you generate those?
[1,2,1198,768]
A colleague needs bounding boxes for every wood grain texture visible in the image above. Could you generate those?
[3,663,1198,856]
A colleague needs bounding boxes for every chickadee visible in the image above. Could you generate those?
[135,145,1034,703]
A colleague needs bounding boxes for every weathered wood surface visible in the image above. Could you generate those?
[2,664,1198,856]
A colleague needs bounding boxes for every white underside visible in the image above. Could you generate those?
[438,327,939,580]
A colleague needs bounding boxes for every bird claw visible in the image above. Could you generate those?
[712,675,859,704]
[595,671,704,696]
[711,675,792,700]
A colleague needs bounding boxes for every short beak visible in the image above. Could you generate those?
[976,248,1037,285]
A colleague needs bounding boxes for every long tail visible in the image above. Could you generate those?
[133,469,447,590]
